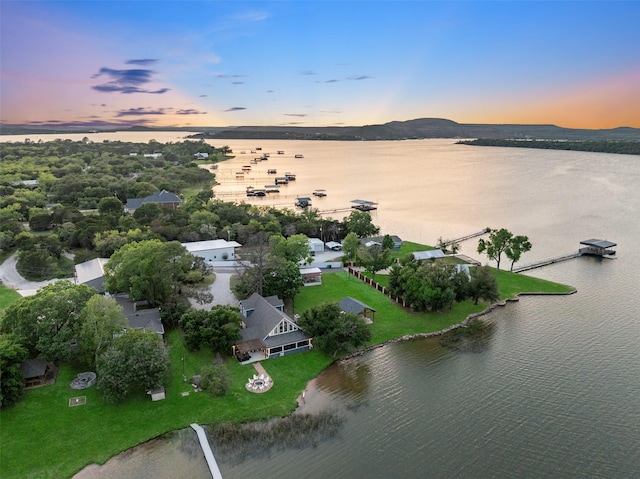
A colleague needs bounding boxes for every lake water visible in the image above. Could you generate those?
[5,134,638,477]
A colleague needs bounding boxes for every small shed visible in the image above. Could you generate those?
[308,238,325,254]
[21,359,53,388]
[147,387,166,401]
[339,297,376,324]
[300,267,322,286]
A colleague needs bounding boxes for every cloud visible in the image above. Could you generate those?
[284,113,307,117]
[216,74,247,79]
[348,75,371,81]
[225,107,246,112]
[176,109,207,115]
[300,70,316,76]
[115,107,168,117]
[91,66,169,94]
[126,59,159,66]
[199,94,208,97]
[232,81,244,85]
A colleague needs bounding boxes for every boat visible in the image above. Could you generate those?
[264,185,280,193]
[267,169,277,174]
[295,197,312,208]
[295,154,304,158]
[313,189,327,197]
[275,177,289,185]
[277,150,285,155]
[285,172,296,180]
[351,199,378,211]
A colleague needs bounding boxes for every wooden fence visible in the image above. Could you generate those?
[346,266,407,308]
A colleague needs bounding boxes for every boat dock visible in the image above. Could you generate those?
[190,423,223,479]
[512,239,616,273]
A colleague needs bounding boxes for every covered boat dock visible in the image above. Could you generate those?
[579,239,617,256]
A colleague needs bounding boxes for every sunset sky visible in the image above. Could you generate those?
[1,1,639,129]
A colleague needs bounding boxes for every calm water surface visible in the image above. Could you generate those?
[8,135,636,478]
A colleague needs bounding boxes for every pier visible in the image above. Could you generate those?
[511,252,582,273]
[512,239,616,273]
[442,228,489,246]
[191,423,224,479]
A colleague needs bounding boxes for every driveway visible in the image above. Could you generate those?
[0,253,61,296]
[189,265,239,310]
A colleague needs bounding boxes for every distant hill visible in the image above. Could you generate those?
[187,118,640,141]
[2,118,638,141]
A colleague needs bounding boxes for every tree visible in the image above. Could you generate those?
[97,196,124,216]
[262,257,304,301]
[199,364,230,397]
[468,265,500,305]
[505,235,532,271]
[477,228,513,271]
[270,233,312,264]
[382,234,395,250]
[104,239,196,307]
[0,333,28,407]
[77,295,127,367]
[343,210,380,238]
[179,306,242,353]
[357,243,392,282]
[341,232,359,265]
[0,281,97,362]
[298,303,371,358]
[96,329,169,403]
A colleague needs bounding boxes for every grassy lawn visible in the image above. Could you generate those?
[0,285,21,311]
[0,268,573,479]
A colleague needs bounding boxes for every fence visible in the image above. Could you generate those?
[346,266,407,308]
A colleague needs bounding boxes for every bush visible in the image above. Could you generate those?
[199,364,229,397]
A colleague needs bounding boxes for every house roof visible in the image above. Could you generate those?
[339,296,376,315]
[300,267,322,275]
[113,294,164,335]
[580,239,617,249]
[21,358,49,379]
[412,249,446,260]
[126,190,181,210]
[75,258,109,287]
[181,239,242,252]
[238,293,309,349]
[325,241,342,250]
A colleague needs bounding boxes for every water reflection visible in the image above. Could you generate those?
[437,318,496,353]
[73,428,210,479]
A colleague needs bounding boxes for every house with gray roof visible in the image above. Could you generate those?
[233,293,312,361]
[125,190,182,213]
[412,249,446,261]
[113,294,164,336]
[75,258,109,293]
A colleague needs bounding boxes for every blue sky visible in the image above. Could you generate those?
[1,1,639,128]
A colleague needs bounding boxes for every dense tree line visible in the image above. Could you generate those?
[388,257,499,312]
[0,140,369,282]
[457,139,640,155]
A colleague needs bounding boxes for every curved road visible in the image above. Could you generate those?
[0,253,62,295]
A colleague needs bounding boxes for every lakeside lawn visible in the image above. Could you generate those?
[0,269,573,479]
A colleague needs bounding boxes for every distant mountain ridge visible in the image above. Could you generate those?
[1,118,638,140]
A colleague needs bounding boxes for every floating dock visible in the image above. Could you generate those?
[351,199,377,211]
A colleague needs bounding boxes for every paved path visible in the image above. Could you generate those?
[0,253,61,295]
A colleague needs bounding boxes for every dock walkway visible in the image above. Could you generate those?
[190,423,224,479]
[442,229,489,246]
[512,252,581,273]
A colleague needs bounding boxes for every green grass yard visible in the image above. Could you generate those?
[0,269,573,479]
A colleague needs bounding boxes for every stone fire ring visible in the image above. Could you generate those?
[245,375,273,393]
[70,372,97,390]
